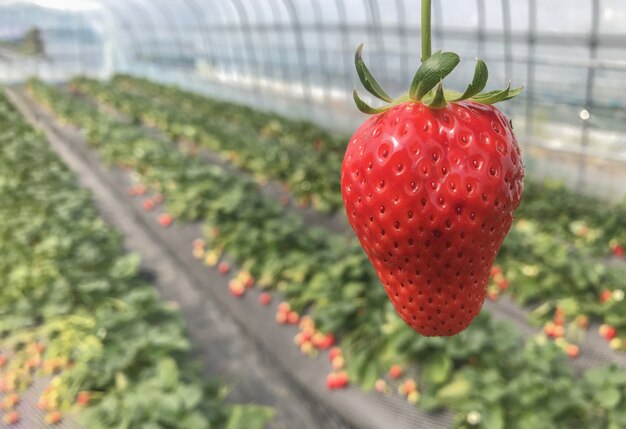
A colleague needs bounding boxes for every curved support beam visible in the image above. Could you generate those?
[229,0,262,94]
[333,0,353,102]
[246,0,278,83]
[207,0,238,74]
[476,0,486,58]
[309,0,332,107]
[266,0,291,86]
[501,0,513,82]
[95,0,146,71]
[578,0,600,186]
[179,0,212,66]
[394,0,409,84]
[148,0,186,68]
[525,0,537,138]
[123,0,165,69]
[279,0,313,106]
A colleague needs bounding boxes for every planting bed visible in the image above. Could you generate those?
[0,90,274,428]
[9,78,626,429]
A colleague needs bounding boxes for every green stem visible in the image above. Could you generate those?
[421,0,432,62]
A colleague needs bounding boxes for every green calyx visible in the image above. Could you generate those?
[353,0,522,114]
[353,45,523,115]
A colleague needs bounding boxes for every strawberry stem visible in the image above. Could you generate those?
[421,0,432,62]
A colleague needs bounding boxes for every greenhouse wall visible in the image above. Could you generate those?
[1,0,624,200]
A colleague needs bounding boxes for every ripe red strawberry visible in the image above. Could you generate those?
[599,289,613,304]
[599,324,617,341]
[259,292,272,305]
[76,391,90,406]
[217,262,230,275]
[142,199,155,211]
[328,347,342,361]
[313,333,335,350]
[343,37,523,336]
[565,344,579,359]
[45,410,62,425]
[388,364,403,379]
[228,279,245,297]
[158,213,173,227]
[326,371,349,390]
[3,410,19,425]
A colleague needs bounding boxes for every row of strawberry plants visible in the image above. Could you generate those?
[27,79,626,428]
[74,74,626,259]
[69,76,344,213]
[69,76,626,351]
[0,90,273,429]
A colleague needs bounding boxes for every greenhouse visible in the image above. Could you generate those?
[0,0,625,428]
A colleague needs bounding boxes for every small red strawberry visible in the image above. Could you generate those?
[388,364,403,379]
[37,396,51,410]
[76,391,90,406]
[3,410,19,425]
[328,347,342,361]
[142,199,155,211]
[158,213,173,227]
[228,280,245,297]
[599,289,613,304]
[314,333,335,350]
[286,311,300,325]
[259,292,272,305]
[217,262,230,275]
[565,344,579,359]
[326,371,349,390]
[128,184,146,197]
[331,355,345,370]
[45,410,63,425]
[0,354,6,368]
[611,242,625,258]
[576,315,589,329]
[342,17,523,336]
[599,324,617,341]
[275,311,287,324]
[2,393,20,409]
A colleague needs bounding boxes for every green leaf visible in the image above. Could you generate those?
[157,358,179,390]
[470,84,524,104]
[597,388,621,409]
[483,406,505,429]
[354,44,393,102]
[423,354,452,385]
[410,51,460,101]
[435,374,471,405]
[225,405,274,429]
[110,253,141,279]
[426,82,447,109]
[449,59,488,101]
[352,90,389,115]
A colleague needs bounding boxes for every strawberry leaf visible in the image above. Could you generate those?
[449,59,488,101]
[410,51,460,101]
[355,44,393,103]
[426,82,447,109]
[352,90,390,114]
[470,84,524,104]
